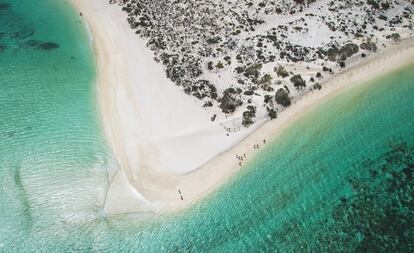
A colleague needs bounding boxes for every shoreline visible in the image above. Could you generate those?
[69,0,414,215]
[160,41,414,213]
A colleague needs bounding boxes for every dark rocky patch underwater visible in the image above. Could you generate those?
[276,141,414,252]
[0,2,59,53]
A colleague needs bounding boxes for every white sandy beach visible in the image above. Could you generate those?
[70,0,414,214]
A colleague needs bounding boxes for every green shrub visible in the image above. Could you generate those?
[275,65,289,78]
[290,74,306,89]
[275,88,291,107]
[242,106,256,127]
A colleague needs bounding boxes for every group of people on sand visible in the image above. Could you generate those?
[236,153,246,167]
[237,139,267,167]
[254,139,266,149]
[236,153,246,161]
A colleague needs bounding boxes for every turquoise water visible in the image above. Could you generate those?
[1,0,414,252]
[0,0,115,250]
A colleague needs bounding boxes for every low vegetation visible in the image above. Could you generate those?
[110,0,414,128]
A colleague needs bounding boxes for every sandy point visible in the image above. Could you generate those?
[70,0,414,215]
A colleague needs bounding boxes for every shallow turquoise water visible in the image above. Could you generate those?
[0,0,115,250]
[1,0,414,252]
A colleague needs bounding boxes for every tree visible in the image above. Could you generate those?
[219,88,242,113]
[267,108,277,119]
[275,88,291,107]
[290,74,306,89]
[242,106,256,127]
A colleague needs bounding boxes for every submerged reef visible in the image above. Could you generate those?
[22,40,60,51]
[0,2,11,10]
[317,142,414,252]
[276,141,414,252]
[0,3,59,53]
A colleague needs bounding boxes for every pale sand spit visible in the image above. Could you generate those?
[70,0,414,215]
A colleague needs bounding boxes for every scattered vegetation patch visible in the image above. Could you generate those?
[244,63,262,80]
[360,39,378,52]
[386,33,401,41]
[112,0,413,128]
[258,74,273,91]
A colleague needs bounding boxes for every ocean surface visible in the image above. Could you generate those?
[1,0,413,252]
